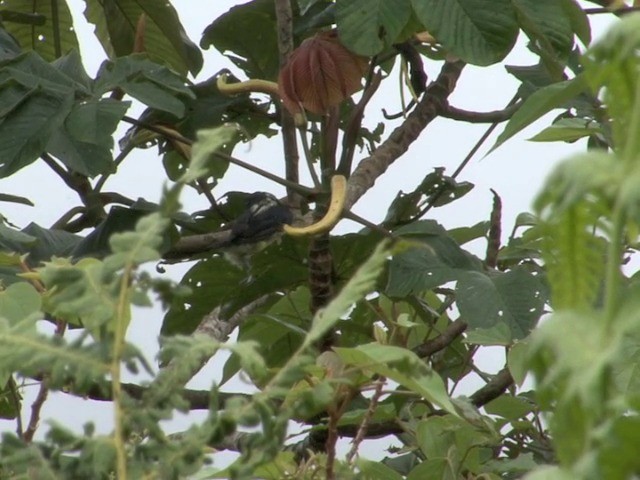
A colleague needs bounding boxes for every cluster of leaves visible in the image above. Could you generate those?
[0,0,639,479]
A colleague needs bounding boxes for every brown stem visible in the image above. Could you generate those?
[345,377,386,464]
[337,71,382,177]
[469,367,514,407]
[441,101,522,123]
[274,0,300,203]
[486,189,502,268]
[23,322,66,442]
[412,319,468,359]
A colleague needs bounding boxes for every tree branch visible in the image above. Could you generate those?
[274,0,301,202]
[469,367,514,407]
[440,101,522,123]
[345,60,465,210]
[412,319,468,358]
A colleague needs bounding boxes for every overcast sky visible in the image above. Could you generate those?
[0,0,615,469]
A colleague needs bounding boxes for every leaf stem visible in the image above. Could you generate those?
[112,269,132,479]
[298,128,321,188]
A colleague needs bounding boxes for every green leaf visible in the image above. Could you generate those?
[407,458,453,480]
[335,343,457,415]
[39,258,117,329]
[222,287,311,385]
[484,394,535,420]
[0,26,21,61]
[411,0,519,66]
[0,282,41,324]
[71,206,155,259]
[1,0,79,61]
[46,98,129,176]
[0,377,20,419]
[538,204,605,310]
[106,212,168,272]
[201,0,280,80]
[384,168,474,226]
[456,267,546,340]
[0,88,73,177]
[507,341,529,387]
[529,117,602,143]
[463,323,512,346]
[491,76,586,152]
[561,0,591,46]
[94,55,194,117]
[180,125,240,183]
[357,458,404,480]
[0,316,112,391]
[386,221,483,296]
[335,0,412,56]
[583,14,640,154]
[83,0,203,76]
[303,241,390,348]
[0,193,33,206]
[511,0,575,75]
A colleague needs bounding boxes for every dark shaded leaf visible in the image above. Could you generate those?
[411,0,519,66]
[1,0,79,61]
[456,267,547,341]
[83,0,202,76]
[386,221,484,296]
[94,55,194,117]
[335,0,412,56]
[201,0,280,80]
[46,99,129,176]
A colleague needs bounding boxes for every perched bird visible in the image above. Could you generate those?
[161,192,293,268]
[222,192,293,269]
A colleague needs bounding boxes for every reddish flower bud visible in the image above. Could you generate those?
[278,31,369,116]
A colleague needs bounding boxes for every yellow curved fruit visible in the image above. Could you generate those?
[284,175,347,236]
[216,73,279,97]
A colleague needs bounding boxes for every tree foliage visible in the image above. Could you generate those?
[0,0,639,479]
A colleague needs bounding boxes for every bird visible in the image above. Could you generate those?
[221,192,293,270]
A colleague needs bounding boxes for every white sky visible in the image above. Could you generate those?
[0,0,615,470]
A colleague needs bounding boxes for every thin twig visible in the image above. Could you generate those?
[23,321,66,442]
[584,6,640,14]
[346,376,386,464]
[408,93,520,221]
[94,144,134,192]
[299,128,321,188]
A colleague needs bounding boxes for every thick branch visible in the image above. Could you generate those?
[469,367,514,407]
[345,60,465,210]
[412,319,468,358]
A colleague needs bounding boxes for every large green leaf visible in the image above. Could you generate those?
[490,76,586,152]
[200,0,280,80]
[0,282,41,324]
[83,0,202,76]
[21,222,82,265]
[0,0,79,61]
[386,221,484,297]
[456,267,547,341]
[0,25,22,60]
[411,0,519,66]
[94,55,194,117]
[335,342,457,415]
[511,0,575,66]
[335,0,412,56]
[46,98,129,177]
[161,236,308,336]
[0,88,73,177]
